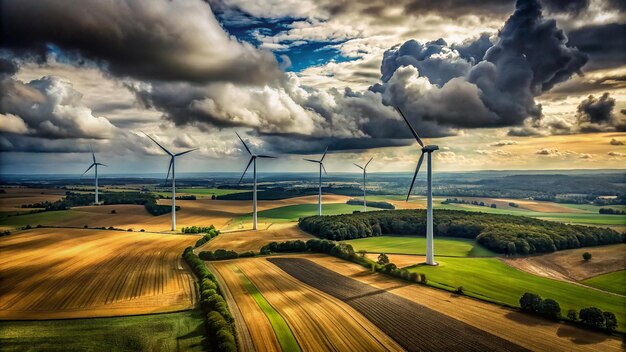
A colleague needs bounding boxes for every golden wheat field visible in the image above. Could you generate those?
[199,223,313,252]
[0,187,65,213]
[0,228,199,319]
[211,257,404,351]
[308,254,623,352]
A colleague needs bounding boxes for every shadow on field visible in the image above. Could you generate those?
[556,324,612,345]
[505,311,554,327]
[176,321,209,350]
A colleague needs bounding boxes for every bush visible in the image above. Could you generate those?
[454,286,464,295]
[238,251,256,258]
[567,309,578,321]
[84,225,88,228]
[538,298,561,319]
[603,311,618,331]
[140,229,145,232]
[377,253,389,265]
[260,246,271,255]
[582,252,592,261]
[383,263,397,273]
[519,292,542,313]
[409,272,419,282]
[579,307,605,329]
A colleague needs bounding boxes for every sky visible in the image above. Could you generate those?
[0,0,625,175]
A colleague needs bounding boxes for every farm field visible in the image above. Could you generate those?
[156,187,250,198]
[0,187,65,214]
[211,257,404,351]
[0,309,206,352]
[200,223,313,252]
[307,254,623,351]
[582,271,626,295]
[0,228,197,319]
[230,202,365,224]
[405,257,626,332]
[365,253,426,268]
[343,236,495,257]
[270,257,528,352]
[503,244,626,281]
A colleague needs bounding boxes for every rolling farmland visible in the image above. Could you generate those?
[0,228,198,319]
[212,258,403,351]
[343,236,495,257]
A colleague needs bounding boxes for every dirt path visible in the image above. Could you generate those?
[270,257,529,352]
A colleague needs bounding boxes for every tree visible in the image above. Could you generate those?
[582,252,592,261]
[519,292,542,312]
[377,253,389,265]
[603,311,617,331]
[538,299,561,319]
[567,309,577,321]
[579,307,605,329]
[358,250,367,257]
[383,263,397,273]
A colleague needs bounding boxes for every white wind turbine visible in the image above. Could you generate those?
[144,133,197,231]
[236,132,276,231]
[396,107,439,266]
[304,147,329,216]
[81,145,106,205]
[353,157,373,212]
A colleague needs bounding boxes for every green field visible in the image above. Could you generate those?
[235,203,365,223]
[582,270,626,296]
[0,210,78,228]
[406,258,626,332]
[233,265,300,351]
[0,310,206,351]
[342,236,495,257]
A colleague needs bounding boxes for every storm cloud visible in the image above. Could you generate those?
[1,0,281,84]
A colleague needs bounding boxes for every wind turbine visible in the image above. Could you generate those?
[81,145,106,205]
[396,107,439,266]
[304,147,329,216]
[353,157,373,212]
[236,132,275,230]
[144,133,197,231]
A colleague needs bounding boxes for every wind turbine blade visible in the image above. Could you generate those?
[235,132,252,155]
[353,163,364,170]
[97,163,108,167]
[406,152,425,202]
[365,157,373,168]
[320,147,328,162]
[303,158,319,163]
[143,132,173,156]
[81,163,95,177]
[175,148,198,157]
[395,107,424,147]
[257,155,276,158]
[321,163,328,175]
[90,144,96,163]
[239,157,254,183]
[165,158,173,185]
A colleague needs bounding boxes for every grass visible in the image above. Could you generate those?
[235,203,365,223]
[0,310,206,351]
[582,270,626,296]
[406,257,626,332]
[233,265,301,352]
[342,236,495,257]
[0,210,78,228]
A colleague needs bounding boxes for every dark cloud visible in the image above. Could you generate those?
[541,0,588,16]
[404,0,514,18]
[567,23,626,71]
[1,0,281,84]
[452,34,495,63]
[577,92,615,124]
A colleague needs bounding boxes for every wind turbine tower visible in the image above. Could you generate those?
[353,157,373,212]
[236,132,276,230]
[82,146,107,205]
[144,133,197,231]
[304,147,329,216]
[396,107,439,266]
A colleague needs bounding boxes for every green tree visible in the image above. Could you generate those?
[538,299,561,319]
[579,307,605,329]
[567,309,577,321]
[519,292,542,312]
[603,311,618,331]
[582,252,592,261]
[377,253,390,265]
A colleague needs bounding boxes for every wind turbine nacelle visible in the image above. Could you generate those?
[422,145,439,152]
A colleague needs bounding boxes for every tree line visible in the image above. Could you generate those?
[298,209,625,255]
[346,199,395,209]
